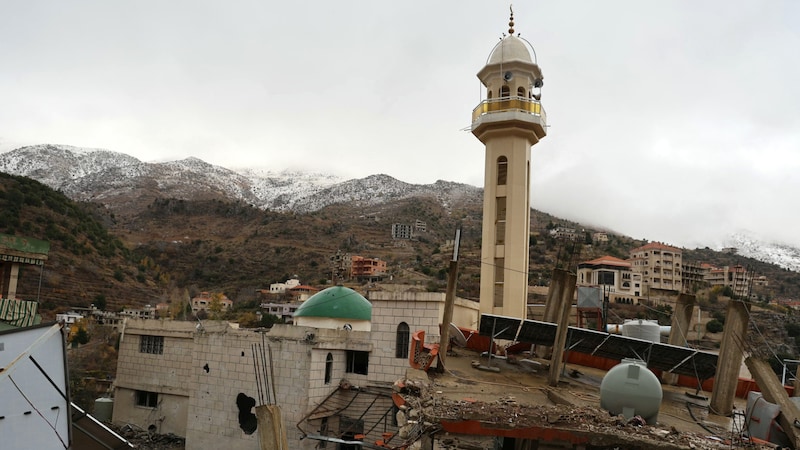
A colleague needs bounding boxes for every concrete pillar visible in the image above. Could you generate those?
[548,269,577,387]
[0,263,20,299]
[709,300,750,416]
[255,405,288,450]
[663,293,696,385]
[746,357,800,448]
[536,269,564,358]
[794,366,800,397]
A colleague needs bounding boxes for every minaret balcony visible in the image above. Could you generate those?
[471,96,547,141]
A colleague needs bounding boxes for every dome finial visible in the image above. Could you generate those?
[508,4,515,35]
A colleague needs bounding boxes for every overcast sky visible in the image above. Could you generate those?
[1,1,799,249]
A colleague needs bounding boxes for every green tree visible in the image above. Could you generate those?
[706,319,724,333]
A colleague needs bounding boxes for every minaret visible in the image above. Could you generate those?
[472,9,546,320]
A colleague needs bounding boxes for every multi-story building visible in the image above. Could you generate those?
[576,255,642,303]
[391,223,413,240]
[629,242,683,296]
[705,264,753,299]
[351,256,387,282]
[330,250,352,282]
[681,261,707,293]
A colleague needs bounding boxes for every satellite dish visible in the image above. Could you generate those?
[449,323,468,347]
[503,71,514,82]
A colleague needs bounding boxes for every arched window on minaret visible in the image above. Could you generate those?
[497,156,508,185]
[517,87,526,98]
[500,85,510,98]
[487,90,493,100]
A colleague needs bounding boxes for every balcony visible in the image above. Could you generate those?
[471,96,547,141]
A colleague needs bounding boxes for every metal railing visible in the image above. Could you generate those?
[472,96,547,123]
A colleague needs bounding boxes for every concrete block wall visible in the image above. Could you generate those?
[113,320,195,436]
[185,329,263,450]
[368,292,445,384]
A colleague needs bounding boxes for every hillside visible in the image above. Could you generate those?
[0,173,163,313]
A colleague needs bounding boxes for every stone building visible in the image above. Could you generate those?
[112,286,479,449]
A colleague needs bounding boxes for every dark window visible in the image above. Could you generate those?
[517,86,526,98]
[324,353,333,384]
[500,86,510,98]
[597,271,615,285]
[139,335,164,354]
[497,156,508,185]
[345,351,368,375]
[136,390,158,408]
[395,323,410,358]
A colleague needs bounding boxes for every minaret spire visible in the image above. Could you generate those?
[508,5,515,35]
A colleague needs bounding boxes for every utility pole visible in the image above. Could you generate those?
[436,228,461,372]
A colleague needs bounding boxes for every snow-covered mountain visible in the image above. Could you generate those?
[0,144,481,213]
[2,144,798,272]
[722,232,800,272]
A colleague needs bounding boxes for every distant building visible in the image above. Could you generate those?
[269,278,301,294]
[392,223,413,240]
[705,264,753,299]
[120,304,156,320]
[190,292,232,314]
[592,232,609,243]
[414,219,427,233]
[576,255,641,303]
[629,242,683,296]
[259,302,300,323]
[549,227,580,241]
[330,250,352,281]
[681,261,707,293]
[351,256,388,282]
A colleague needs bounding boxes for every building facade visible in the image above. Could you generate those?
[112,287,479,449]
[576,255,642,303]
[629,242,683,296]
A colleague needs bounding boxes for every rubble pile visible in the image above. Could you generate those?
[113,424,186,450]
[393,377,774,450]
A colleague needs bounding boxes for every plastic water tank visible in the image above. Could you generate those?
[622,319,661,343]
[600,358,662,424]
[94,397,114,422]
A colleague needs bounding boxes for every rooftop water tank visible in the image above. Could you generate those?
[94,397,114,422]
[600,358,662,424]
[622,319,661,343]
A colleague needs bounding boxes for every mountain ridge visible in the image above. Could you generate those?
[1,144,798,272]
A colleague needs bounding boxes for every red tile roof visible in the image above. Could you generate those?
[580,255,631,268]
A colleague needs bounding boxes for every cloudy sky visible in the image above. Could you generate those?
[1,1,799,249]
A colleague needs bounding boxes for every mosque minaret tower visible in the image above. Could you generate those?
[472,9,547,320]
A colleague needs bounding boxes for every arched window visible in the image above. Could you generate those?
[487,90,493,100]
[324,353,333,384]
[500,85,510,98]
[517,86,526,98]
[395,323,410,358]
[496,156,508,185]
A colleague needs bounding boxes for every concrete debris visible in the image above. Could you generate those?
[394,376,777,450]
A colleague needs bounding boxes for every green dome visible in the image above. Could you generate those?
[293,286,371,321]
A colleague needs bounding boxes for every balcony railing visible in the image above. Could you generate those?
[472,96,547,123]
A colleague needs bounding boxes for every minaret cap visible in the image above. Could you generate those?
[508,5,515,35]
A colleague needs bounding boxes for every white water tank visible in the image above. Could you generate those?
[622,319,661,343]
[600,358,662,424]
